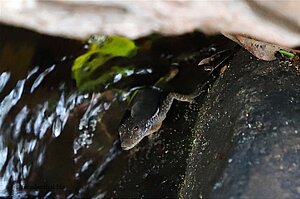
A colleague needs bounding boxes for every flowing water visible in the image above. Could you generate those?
[0,24,235,198]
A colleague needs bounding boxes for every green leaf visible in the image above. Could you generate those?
[88,35,137,57]
[71,35,137,90]
[77,66,135,92]
[278,49,295,58]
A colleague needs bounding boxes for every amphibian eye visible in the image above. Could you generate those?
[133,126,139,131]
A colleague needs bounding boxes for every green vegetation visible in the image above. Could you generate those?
[278,49,295,58]
[77,66,135,92]
[72,35,137,91]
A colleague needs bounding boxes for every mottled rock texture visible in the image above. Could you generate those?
[180,49,300,198]
[1,1,300,47]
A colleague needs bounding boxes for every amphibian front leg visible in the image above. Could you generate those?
[154,82,207,127]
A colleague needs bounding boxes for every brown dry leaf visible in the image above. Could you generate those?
[224,34,300,61]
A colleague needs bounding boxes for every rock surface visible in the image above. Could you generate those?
[1,1,300,47]
[180,49,300,198]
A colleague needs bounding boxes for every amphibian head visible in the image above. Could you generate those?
[118,117,152,150]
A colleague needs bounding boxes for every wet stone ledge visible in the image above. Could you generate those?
[180,49,300,198]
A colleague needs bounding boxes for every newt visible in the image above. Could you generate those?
[118,49,233,150]
[118,68,207,150]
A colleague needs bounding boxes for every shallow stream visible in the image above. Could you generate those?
[0,24,235,198]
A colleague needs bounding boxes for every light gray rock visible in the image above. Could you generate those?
[0,1,300,47]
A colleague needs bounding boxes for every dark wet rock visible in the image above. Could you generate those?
[113,100,202,198]
[180,49,300,198]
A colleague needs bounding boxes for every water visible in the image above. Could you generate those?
[0,24,236,198]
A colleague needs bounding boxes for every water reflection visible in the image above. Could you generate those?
[0,72,10,92]
[0,29,236,198]
[0,62,123,197]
